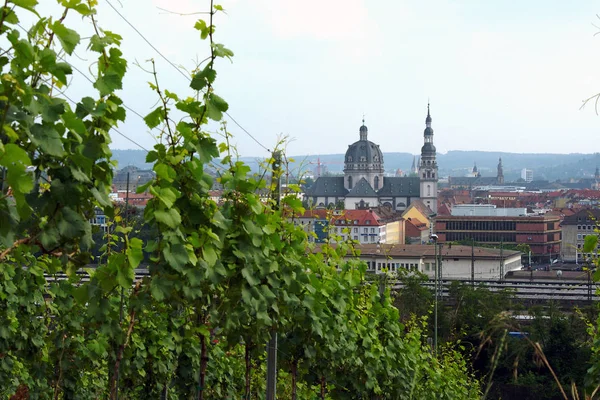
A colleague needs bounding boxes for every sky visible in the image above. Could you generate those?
[36,0,600,158]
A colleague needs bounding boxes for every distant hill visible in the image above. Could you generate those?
[110,149,600,182]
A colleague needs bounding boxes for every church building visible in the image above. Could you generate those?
[305,106,439,213]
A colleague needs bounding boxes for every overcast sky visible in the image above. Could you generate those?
[41,0,600,158]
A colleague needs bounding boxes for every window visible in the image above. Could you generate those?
[354,235,358,240]
[371,228,375,233]
[374,176,380,190]
[363,228,368,233]
[354,228,358,233]
[425,263,430,271]
[366,220,370,225]
[348,176,353,189]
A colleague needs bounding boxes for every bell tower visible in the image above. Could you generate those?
[418,104,438,213]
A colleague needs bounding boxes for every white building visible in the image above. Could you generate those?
[329,243,523,280]
[521,168,533,183]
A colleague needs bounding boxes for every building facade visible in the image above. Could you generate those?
[561,208,600,262]
[305,107,438,213]
[330,243,522,280]
[297,209,386,244]
[435,214,561,257]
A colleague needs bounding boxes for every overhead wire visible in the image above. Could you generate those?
[104,0,272,153]
[4,49,150,152]
[51,86,150,152]
[15,22,159,145]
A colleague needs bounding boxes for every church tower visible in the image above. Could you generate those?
[497,157,504,184]
[419,104,438,213]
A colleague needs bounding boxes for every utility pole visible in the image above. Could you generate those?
[471,238,475,286]
[266,151,281,400]
[116,171,129,400]
[433,239,438,356]
[499,238,504,282]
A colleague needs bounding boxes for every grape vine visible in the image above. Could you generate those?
[0,1,480,398]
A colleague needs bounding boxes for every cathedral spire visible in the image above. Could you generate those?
[426,102,432,128]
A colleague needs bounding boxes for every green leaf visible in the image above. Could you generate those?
[194,20,210,39]
[190,63,216,91]
[583,235,598,253]
[150,186,178,209]
[50,21,80,55]
[0,143,31,167]
[164,243,189,271]
[202,247,218,267]
[62,110,87,136]
[127,238,144,269]
[57,207,87,239]
[50,62,73,85]
[11,0,39,14]
[195,136,219,163]
[154,208,181,228]
[94,73,122,97]
[30,123,65,156]
[206,93,229,121]
[241,267,260,286]
[144,106,165,129]
[212,43,234,60]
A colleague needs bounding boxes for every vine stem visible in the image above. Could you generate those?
[0,238,30,261]
[196,0,215,127]
[197,329,208,400]
[291,359,298,400]
[0,0,11,33]
[109,282,141,399]
[245,341,252,399]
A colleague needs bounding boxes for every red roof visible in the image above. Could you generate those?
[299,209,384,226]
[437,203,452,216]
[405,218,428,238]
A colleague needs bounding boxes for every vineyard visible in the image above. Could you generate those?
[0,1,483,398]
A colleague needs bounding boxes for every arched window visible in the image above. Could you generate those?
[427,185,431,196]
[374,176,380,190]
[348,176,353,189]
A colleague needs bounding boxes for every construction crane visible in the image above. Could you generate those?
[307,157,344,178]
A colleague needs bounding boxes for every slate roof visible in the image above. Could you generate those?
[305,176,347,197]
[562,208,600,225]
[347,177,378,197]
[449,176,498,187]
[378,177,420,197]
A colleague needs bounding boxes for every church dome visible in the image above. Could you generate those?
[344,123,384,172]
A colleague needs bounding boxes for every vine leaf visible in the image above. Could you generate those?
[50,21,80,55]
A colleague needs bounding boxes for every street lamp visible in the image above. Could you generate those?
[430,234,439,356]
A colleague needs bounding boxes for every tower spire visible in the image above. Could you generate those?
[419,102,438,213]
[497,157,505,184]
[359,115,368,140]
